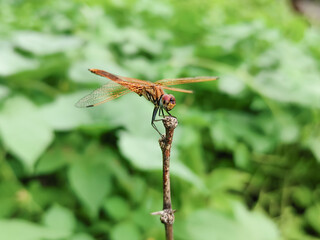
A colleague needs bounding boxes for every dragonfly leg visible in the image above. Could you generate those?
[155,108,176,120]
[165,109,175,118]
[152,107,177,135]
[154,107,166,121]
[151,106,163,136]
[161,108,165,117]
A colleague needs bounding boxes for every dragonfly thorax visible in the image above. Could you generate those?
[161,94,176,111]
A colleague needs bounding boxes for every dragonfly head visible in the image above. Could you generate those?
[161,94,176,111]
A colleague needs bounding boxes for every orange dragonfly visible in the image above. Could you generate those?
[76,69,218,135]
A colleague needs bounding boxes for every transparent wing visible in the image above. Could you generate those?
[75,82,131,108]
[155,76,218,86]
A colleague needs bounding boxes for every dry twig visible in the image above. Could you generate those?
[151,116,178,240]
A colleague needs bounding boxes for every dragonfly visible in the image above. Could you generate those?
[76,69,218,135]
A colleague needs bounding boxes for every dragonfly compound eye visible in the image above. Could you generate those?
[162,94,176,111]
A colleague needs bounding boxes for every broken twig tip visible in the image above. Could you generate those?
[162,116,178,130]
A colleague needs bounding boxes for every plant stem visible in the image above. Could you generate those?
[151,116,177,240]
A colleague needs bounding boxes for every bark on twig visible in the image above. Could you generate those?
[151,116,178,240]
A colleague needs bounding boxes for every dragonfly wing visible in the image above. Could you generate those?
[75,82,131,108]
[89,69,125,83]
[120,76,152,85]
[155,76,218,86]
[89,68,153,96]
[160,86,193,93]
[90,68,152,86]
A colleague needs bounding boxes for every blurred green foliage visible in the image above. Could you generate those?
[0,0,320,239]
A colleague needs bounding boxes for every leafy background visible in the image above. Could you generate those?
[0,0,320,239]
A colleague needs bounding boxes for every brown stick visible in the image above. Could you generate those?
[151,116,178,240]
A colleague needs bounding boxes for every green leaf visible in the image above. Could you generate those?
[176,126,206,175]
[0,219,70,240]
[206,22,264,52]
[304,136,320,163]
[103,196,130,221]
[0,42,38,76]
[68,161,112,217]
[70,233,95,240]
[207,168,250,193]
[232,202,279,240]
[0,85,10,100]
[123,57,159,80]
[176,209,241,240]
[176,202,279,240]
[275,112,299,144]
[118,132,161,170]
[40,93,93,131]
[35,146,72,175]
[292,186,312,208]
[134,0,173,18]
[305,203,320,235]
[131,207,159,232]
[210,111,275,153]
[110,222,141,240]
[129,176,147,203]
[13,31,82,55]
[105,157,147,203]
[42,204,76,232]
[119,132,204,188]
[69,58,129,84]
[210,113,237,150]
[254,40,320,108]
[279,210,306,240]
[234,143,250,170]
[0,96,53,170]
[119,28,163,55]
[171,161,204,189]
[0,182,21,218]
[218,74,245,96]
